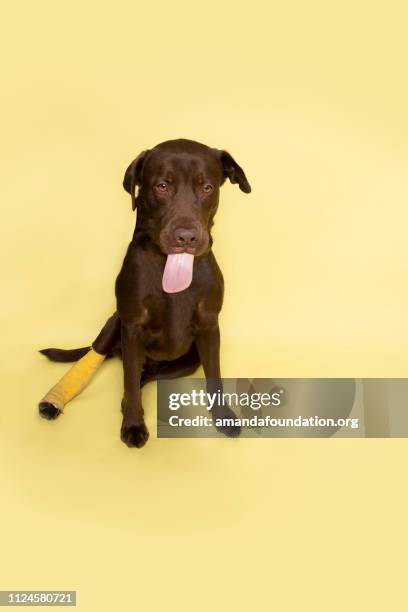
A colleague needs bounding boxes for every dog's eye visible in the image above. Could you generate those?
[155,182,168,192]
[203,184,213,193]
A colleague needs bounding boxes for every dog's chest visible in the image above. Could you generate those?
[140,291,198,360]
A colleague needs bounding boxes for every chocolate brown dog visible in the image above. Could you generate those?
[39,139,251,447]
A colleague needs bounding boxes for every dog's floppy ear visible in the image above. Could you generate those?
[218,150,251,193]
[123,150,150,210]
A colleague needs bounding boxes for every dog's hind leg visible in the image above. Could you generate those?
[38,313,121,420]
[91,312,121,356]
[140,342,201,388]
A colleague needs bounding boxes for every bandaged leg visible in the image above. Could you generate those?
[39,349,105,418]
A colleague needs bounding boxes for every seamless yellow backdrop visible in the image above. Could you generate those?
[1,1,408,610]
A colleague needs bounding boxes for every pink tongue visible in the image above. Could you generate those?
[162,253,194,293]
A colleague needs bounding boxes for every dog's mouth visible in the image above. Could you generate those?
[159,229,209,294]
[166,245,198,255]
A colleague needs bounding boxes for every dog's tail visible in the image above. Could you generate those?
[40,312,122,363]
[39,346,91,362]
[40,312,120,363]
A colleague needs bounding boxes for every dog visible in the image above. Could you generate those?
[39,138,251,447]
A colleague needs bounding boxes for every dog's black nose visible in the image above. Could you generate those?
[174,228,197,246]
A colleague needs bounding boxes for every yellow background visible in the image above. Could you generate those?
[1,1,408,609]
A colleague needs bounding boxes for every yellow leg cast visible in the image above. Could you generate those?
[39,349,105,415]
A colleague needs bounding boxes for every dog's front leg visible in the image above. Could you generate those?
[196,323,241,438]
[120,322,149,448]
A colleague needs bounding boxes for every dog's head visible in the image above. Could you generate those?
[123,139,251,256]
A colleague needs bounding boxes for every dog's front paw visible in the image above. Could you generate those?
[213,405,242,438]
[38,401,62,420]
[121,420,150,448]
